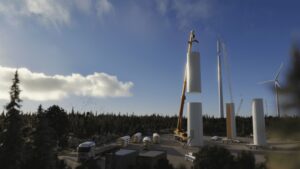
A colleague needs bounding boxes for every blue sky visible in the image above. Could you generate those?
[0,0,298,116]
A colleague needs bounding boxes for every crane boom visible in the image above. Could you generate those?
[174,30,198,142]
[176,70,186,130]
[236,98,243,116]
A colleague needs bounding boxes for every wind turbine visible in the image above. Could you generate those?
[259,63,284,117]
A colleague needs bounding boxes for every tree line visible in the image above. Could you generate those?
[0,70,299,169]
[2,107,296,145]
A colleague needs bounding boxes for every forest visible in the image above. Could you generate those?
[0,70,299,169]
[2,104,298,148]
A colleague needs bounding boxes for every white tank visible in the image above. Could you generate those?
[226,103,236,139]
[187,51,201,93]
[252,99,267,146]
[117,136,130,147]
[132,132,142,143]
[187,102,203,146]
[152,133,160,144]
[143,136,151,145]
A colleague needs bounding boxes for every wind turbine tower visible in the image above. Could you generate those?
[217,39,224,118]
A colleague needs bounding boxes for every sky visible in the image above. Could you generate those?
[0,0,299,117]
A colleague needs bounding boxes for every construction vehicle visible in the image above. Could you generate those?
[77,141,96,161]
[174,31,198,142]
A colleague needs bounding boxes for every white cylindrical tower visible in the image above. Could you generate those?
[217,40,224,118]
[252,98,267,146]
[226,103,236,138]
[187,102,203,146]
[187,51,201,93]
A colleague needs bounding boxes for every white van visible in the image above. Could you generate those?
[77,141,96,161]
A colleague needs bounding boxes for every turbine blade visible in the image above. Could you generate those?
[274,63,284,80]
[217,39,221,53]
[258,80,274,85]
[275,81,281,88]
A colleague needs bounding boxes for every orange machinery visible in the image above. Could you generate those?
[174,31,198,142]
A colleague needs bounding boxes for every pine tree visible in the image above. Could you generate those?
[0,70,23,169]
[32,105,57,169]
[46,105,69,148]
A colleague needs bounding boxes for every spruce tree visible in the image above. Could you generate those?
[32,105,57,169]
[46,105,69,148]
[0,70,23,169]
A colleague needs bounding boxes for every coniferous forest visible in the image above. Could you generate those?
[0,71,299,169]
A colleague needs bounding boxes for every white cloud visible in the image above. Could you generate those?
[0,0,114,28]
[155,0,213,29]
[96,0,114,19]
[0,66,133,101]
[25,0,71,27]
[74,0,92,14]
[155,0,169,15]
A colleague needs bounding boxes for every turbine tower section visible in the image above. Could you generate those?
[226,103,236,138]
[187,102,203,146]
[185,30,203,147]
[252,98,267,146]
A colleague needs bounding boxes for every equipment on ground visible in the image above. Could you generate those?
[143,136,152,150]
[77,141,96,161]
[184,152,196,162]
[117,136,130,147]
[152,133,160,144]
[132,132,142,143]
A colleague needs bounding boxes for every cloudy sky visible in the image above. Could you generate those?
[0,0,298,116]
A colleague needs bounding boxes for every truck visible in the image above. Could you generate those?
[77,141,96,161]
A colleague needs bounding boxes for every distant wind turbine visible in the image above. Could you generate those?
[258,63,284,117]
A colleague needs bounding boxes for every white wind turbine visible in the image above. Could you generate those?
[259,63,284,117]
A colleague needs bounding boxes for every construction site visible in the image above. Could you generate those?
[58,31,300,169]
[2,1,300,169]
